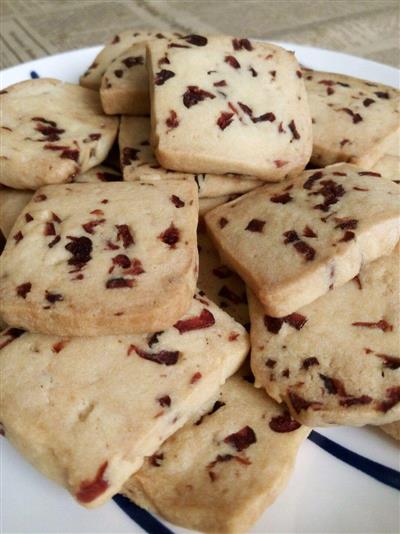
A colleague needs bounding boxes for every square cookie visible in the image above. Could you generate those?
[304,69,400,168]
[0,79,119,190]
[0,180,198,336]
[0,294,249,507]
[123,373,308,533]
[119,116,262,197]
[205,163,400,317]
[249,246,400,427]
[147,35,312,180]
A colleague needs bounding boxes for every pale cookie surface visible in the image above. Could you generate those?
[205,163,400,317]
[304,69,400,168]
[0,166,122,238]
[0,181,198,336]
[0,297,249,507]
[380,422,400,441]
[147,35,312,180]
[199,195,239,216]
[0,79,118,190]
[197,225,249,325]
[123,373,308,534]
[249,247,400,427]
[371,155,399,184]
[119,116,262,197]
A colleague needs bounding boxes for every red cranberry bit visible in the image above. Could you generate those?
[82,219,105,235]
[48,235,61,248]
[183,86,215,108]
[111,254,131,270]
[270,192,292,204]
[302,357,319,370]
[128,345,179,365]
[60,149,79,161]
[111,35,120,43]
[170,194,184,207]
[358,171,381,177]
[224,426,256,451]
[229,332,240,341]
[341,108,363,124]
[148,331,163,347]
[159,223,180,248]
[274,160,288,168]
[25,213,34,222]
[174,308,215,333]
[44,222,56,236]
[378,387,400,412]
[248,66,258,77]
[213,80,227,87]
[313,179,345,212]
[288,120,300,140]
[190,372,202,384]
[334,218,358,230]
[34,193,47,202]
[45,291,63,303]
[13,231,23,244]
[283,230,299,244]
[52,340,67,353]
[16,282,31,299]
[269,412,301,433]
[105,239,118,250]
[375,91,390,99]
[339,231,355,242]
[303,171,323,190]
[121,147,139,166]
[303,226,317,238]
[212,265,233,278]
[122,56,144,68]
[219,217,229,228]
[245,219,265,232]
[217,111,234,130]
[340,396,372,407]
[238,102,252,116]
[149,453,164,467]
[319,374,347,396]
[166,110,179,129]
[106,278,135,289]
[252,112,275,123]
[34,121,65,142]
[285,313,307,330]
[65,236,92,266]
[155,69,175,85]
[294,240,315,261]
[376,354,400,370]
[288,391,323,413]
[353,275,362,290]
[225,55,241,69]
[76,462,109,503]
[183,34,208,46]
[266,359,277,368]
[296,70,303,78]
[115,224,134,248]
[158,395,171,407]
[264,315,283,334]
[0,328,26,350]
[232,38,253,50]
[352,320,392,332]
[363,98,375,107]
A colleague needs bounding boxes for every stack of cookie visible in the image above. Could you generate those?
[0,30,399,534]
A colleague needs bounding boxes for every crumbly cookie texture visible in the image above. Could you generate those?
[0,166,122,238]
[304,69,400,168]
[123,373,308,534]
[0,79,119,190]
[119,115,262,197]
[197,225,249,325]
[0,295,249,507]
[380,422,400,441]
[147,35,312,180]
[205,163,400,317]
[0,181,198,336]
[249,247,400,427]
[370,154,399,184]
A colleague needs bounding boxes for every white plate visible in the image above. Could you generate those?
[1,43,399,534]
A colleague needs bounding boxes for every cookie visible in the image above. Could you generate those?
[0,79,119,190]
[304,69,400,168]
[385,132,399,157]
[0,296,249,507]
[205,163,400,317]
[249,246,400,427]
[199,195,239,217]
[0,180,198,336]
[123,373,308,533]
[370,155,399,184]
[0,166,123,238]
[147,35,312,180]
[380,422,400,441]
[198,226,248,325]
[119,116,263,197]
[79,29,166,90]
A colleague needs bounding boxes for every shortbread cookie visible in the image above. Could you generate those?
[249,247,400,427]
[304,69,400,168]
[371,155,399,184]
[0,180,198,336]
[380,422,400,441]
[198,226,248,325]
[123,373,308,534]
[119,116,263,196]
[205,163,400,317]
[385,132,399,157]
[199,195,238,217]
[147,35,312,180]
[0,298,249,507]
[0,79,119,190]
[0,166,122,238]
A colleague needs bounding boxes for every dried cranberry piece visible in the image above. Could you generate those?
[111,254,131,269]
[285,313,307,330]
[303,226,317,238]
[339,231,355,242]
[264,315,283,334]
[149,453,164,467]
[25,213,34,222]
[288,120,300,140]
[283,230,299,244]
[219,217,229,228]
[158,395,171,407]
[238,101,253,116]
[60,149,79,161]
[159,223,180,248]
[111,35,120,44]
[274,159,288,168]
[48,235,61,248]
[341,108,363,124]
[76,462,108,503]
[266,359,276,368]
[319,374,347,396]
[106,278,135,289]
[303,171,323,190]
[65,236,92,266]
[52,340,67,353]
[214,80,227,87]
[313,179,345,212]
[183,86,215,108]
[288,391,323,413]
[148,331,163,347]
[232,38,253,50]
[352,320,392,332]
[122,147,139,166]
[126,258,145,276]
[45,291,63,303]
[166,110,179,129]
[340,396,372,407]
[249,66,258,77]
[82,219,105,235]
[32,117,57,127]
[122,56,144,68]
[217,111,234,130]
[129,345,179,365]
[174,308,215,333]
[270,192,292,204]
[155,69,175,85]
[13,231,23,244]
[170,194,184,207]
[363,98,375,107]
[0,328,26,350]
[115,224,134,248]
[212,265,233,278]
[353,275,362,290]
[358,171,381,177]
[374,91,390,99]
[269,412,301,433]
[225,55,240,69]
[376,354,400,370]
[302,357,319,370]
[190,372,202,384]
[293,240,315,261]
[34,193,47,202]
[245,219,265,232]
[224,426,256,451]
[44,222,56,236]
[252,112,275,123]
[334,218,358,230]
[183,34,208,46]
[16,282,31,299]
[378,387,400,412]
